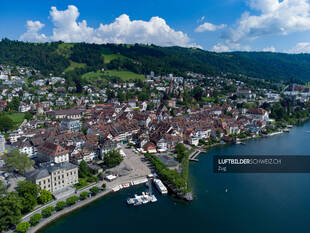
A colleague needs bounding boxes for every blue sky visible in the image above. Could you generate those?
[1,0,310,53]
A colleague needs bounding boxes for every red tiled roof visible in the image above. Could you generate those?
[38,142,68,157]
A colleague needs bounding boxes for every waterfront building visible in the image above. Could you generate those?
[26,162,78,194]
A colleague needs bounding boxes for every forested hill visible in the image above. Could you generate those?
[1,38,310,82]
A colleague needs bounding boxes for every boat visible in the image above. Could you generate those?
[127,179,157,206]
[127,192,157,206]
[153,179,168,194]
[283,128,290,133]
[122,183,130,188]
[287,125,293,128]
[235,139,245,145]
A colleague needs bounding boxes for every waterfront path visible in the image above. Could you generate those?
[25,174,149,233]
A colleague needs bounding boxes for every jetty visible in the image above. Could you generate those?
[189,149,201,162]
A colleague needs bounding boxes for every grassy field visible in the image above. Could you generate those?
[8,113,25,124]
[103,70,145,81]
[57,43,74,58]
[102,54,128,64]
[65,60,87,72]
[82,71,105,80]
[82,69,145,82]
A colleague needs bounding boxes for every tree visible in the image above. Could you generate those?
[192,86,203,101]
[0,180,7,194]
[103,150,123,168]
[66,196,79,206]
[175,143,188,162]
[5,149,34,174]
[38,190,52,204]
[0,192,23,231]
[16,221,31,233]
[24,112,33,121]
[79,160,90,178]
[56,201,66,211]
[89,187,100,196]
[29,213,42,226]
[41,206,55,218]
[80,191,89,200]
[0,115,14,132]
[7,97,20,111]
[17,181,39,213]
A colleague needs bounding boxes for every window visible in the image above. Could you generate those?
[39,181,41,185]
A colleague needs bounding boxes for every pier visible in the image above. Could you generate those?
[189,149,201,162]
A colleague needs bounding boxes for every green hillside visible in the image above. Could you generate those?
[1,39,310,82]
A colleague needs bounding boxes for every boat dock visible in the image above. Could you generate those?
[189,149,201,162]
[127,179,158,206]
[127,192,157,206]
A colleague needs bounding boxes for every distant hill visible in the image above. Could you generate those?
[1,38,310,82]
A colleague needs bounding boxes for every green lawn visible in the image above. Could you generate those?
[5,113,25,129]
[82,71,105,80]
[103,70,145,81]
[102,54,128,64]
[82,70,145,82]
[65,60,86,72]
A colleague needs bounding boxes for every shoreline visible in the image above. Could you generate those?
[24,120,310,232]
[193,120,310,160]
[30,189,113,233]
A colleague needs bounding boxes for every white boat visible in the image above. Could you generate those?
[122,183,130,188]
[153,179,168,194]
[127,192,157,206]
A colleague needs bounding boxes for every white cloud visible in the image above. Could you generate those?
[49,5,95,43]
[262,46,276,52]
[195,22,226,32]
[212,43,231,52]
[212,43,251,52]
[224,0,310,43]
[19,5,199,48]
[288,42,310,53]
[19,20,48,42]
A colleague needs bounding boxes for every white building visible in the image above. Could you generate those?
[37,142,69,164]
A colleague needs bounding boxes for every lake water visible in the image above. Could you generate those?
[41,121,310,233]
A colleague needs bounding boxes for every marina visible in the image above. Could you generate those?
[127,192,157,206]
[127,179,158,206]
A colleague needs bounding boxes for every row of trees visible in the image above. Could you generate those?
[15,184,106,233]
[145,152,189,194]
[0,181,52,231]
